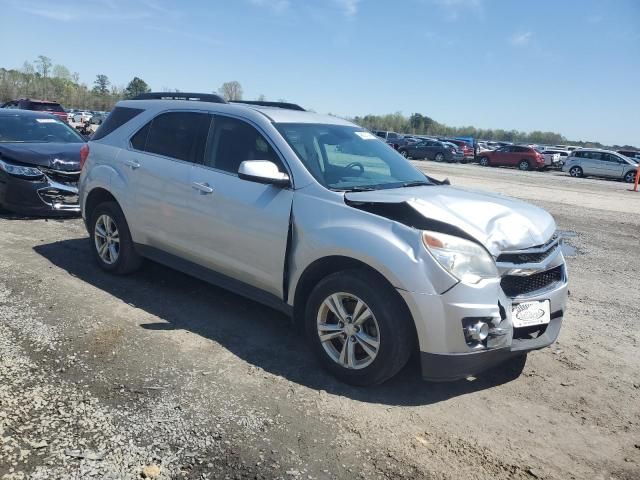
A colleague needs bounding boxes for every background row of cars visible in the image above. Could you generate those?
[0,98,109,126]
[66,108,108,125]
[373,130,639,183]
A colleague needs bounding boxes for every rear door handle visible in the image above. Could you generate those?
[123,159,141,170]
[192,182,214,194]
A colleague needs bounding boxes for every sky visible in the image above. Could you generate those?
[0,0,638,145]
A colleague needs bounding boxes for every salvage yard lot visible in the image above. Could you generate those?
[1,163,639,479]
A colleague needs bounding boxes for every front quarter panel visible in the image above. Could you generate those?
[288,187,458,301]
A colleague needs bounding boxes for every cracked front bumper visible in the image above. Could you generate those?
[0,174,80,216]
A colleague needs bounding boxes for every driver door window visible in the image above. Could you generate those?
[204,116,285,174]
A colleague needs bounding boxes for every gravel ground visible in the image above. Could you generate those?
[1,162,639,479]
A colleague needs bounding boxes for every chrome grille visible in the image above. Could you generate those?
[39,167,80,185]
[497,234,559,265]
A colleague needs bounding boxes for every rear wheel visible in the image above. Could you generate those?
[90,201,142,274]
[624,170,637,183]
[569,166,583,178]
[479,156,490,167]
[518,160,531,171]
[305,270,414,386]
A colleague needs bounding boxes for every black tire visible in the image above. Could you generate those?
[569,166,583,178]
[479,156,490,167]
[305,269,414,386]
[400,150,409,159]
[624,170,637,183]
[518,160,531,171]
[90,201,142,274]
[435,152,444,162]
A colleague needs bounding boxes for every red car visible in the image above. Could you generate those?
[444,139,474,159]
[1,98,68,123]
[478,145,545,171]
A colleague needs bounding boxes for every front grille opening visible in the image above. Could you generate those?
[497,247,555,264]
[38,189,78,206]
[501,265,563,297]
[513,324,548,340]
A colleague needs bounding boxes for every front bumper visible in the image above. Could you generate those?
[0,173,80,216]
[420,313,563,381]
[399,246,568,381]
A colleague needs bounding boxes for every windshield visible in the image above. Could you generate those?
[276,123,431,191]
[0,115,86,143]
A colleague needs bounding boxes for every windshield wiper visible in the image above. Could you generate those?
[398,180,432,188]
[342,185,379,192]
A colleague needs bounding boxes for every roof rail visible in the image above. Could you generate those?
[132,92,227,104]
[231,100,305,111]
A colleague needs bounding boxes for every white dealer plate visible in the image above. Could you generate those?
[512,300,551,328]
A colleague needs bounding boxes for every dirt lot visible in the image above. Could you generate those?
[1,163,639,479]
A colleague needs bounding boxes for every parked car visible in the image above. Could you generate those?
[478,145,546,171]
[442,139,474,160]
[90,112,108,125]
[0,109,85,215]
[617,149,640,161]
[538,151,561,169]
[79,92,568,386]
[542,148,571,165]
[562,149,638,183]
[1,98,68,123]
[399,140,463,162]
[73,111,93,123]
[373,130,402,142]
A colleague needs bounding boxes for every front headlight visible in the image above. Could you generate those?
[0,158,44,178]
[422,230,498,284]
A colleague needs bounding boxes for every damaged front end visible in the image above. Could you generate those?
[344,186,568,381]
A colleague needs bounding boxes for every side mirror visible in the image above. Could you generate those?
[238,160,290,187]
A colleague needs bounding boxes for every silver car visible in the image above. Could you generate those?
[562,148,638,183]
[79,93,568,385]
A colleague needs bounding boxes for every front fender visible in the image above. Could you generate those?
[287,192,457,302]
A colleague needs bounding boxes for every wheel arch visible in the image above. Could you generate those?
[84,187,119,232]
[291,255,415,335]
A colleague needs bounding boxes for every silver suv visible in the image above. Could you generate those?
[79,93,568,385]
[562,148,638,182]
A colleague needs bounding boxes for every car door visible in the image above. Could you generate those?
[126,110,211,255]
[184,114,294,298]
[410,141,426,159]
[598,153,626,178]
[492,146,510,165]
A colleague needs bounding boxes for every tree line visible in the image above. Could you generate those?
[0,58,632,149]
[350,112,633,149]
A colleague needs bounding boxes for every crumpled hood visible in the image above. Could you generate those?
[0,143,82,171]
[345,185,556,255]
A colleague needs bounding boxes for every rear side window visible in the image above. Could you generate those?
[92,107,143,141]
[143,111,211,163]
[130,122,150,150]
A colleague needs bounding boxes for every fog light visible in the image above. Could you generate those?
[466,321,489,342]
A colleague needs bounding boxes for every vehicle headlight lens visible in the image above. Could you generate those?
[422,230,498,284]
[0,158,44,178]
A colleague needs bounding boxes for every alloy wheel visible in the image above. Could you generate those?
[94,214,120,265]
[316,292,380,370]
[435,153,444,162]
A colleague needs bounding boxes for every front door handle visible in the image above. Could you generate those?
[192,182,214,194]
[123,159,141,170]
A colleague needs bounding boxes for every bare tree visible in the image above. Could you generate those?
[34,55,52,99]
[217,81,243,101]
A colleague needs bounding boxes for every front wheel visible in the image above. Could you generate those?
[624,170,637,183]
[305,270,414,386]
[90,201,142,274]
[435,152,444,162]
[400,150,409,159]
[479,156,490,167]
[518,160,531,171]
